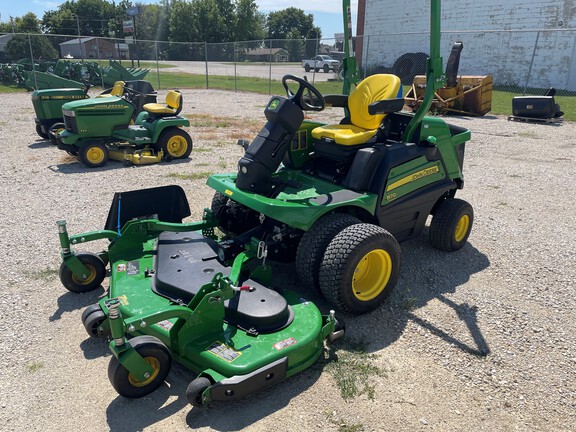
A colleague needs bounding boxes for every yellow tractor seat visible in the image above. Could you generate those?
[143,90,183,116]
[97,81,126,98]
[311,74,401,146]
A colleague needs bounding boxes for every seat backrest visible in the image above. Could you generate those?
[110,81,126,96]
[166,90,182,114]
[349,74,401,130]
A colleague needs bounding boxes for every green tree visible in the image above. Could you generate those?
[6,35,59,61]
[285,28,304,61]
[266,8,320,40]
[235,0,266,42]
[42,0,118,37]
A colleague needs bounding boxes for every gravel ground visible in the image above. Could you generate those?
[1,89,575,432]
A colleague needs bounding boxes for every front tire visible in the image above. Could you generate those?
[429,198,474,252]
[59,252,106,293]
[108,336,172,399]
[304,64,311,72]
[79,142,109,168]
[36,123,49,139]
[319,224,401,314]
[323,64,329,73]
[158,128,193,161]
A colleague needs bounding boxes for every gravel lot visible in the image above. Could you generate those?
[1,88,575,432]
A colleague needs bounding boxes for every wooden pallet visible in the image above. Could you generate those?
[507,115,564,124]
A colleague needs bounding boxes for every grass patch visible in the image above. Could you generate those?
[325,412,365,432]
[28,268,59,280]
[326,339,385,401]
[26,362,44,373]
[165,171,213,181]
[3,66,575,121]
[186,113,261,130]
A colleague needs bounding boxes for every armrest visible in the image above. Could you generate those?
[324,94,349,108]
[368,98,405,115]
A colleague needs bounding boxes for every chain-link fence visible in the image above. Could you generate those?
[2,30,575,98]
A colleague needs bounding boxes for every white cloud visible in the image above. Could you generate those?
[255,0,358,14]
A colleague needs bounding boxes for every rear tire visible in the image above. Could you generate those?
[158,128,192,161]
[108,336,172,398]
[296,213,361,292]
[304,64,311,72]
[319,224,400,314]
[429,198,473,251]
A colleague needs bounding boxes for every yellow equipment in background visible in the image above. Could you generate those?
[404,42,493,116]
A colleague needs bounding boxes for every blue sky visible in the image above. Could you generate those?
[0,0,357,41]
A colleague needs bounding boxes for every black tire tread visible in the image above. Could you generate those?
[59,252,106,293]
[296,213,361,292]
[186,376,212,406]
[159,128,193,160]
[319,223,400,314]
[429,198,473,252]
[108,335,172,399]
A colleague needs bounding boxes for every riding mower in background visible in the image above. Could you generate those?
[32,80,157,142]
[52,85,191,168]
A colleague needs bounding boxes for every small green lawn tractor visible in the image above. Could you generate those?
[53,85,191,168]
[32,80,157,143]
[32,86,89,140]
[55,0,471,405]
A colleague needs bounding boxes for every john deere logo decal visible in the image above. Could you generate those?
[268,98,280,110]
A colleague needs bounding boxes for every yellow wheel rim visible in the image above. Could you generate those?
[352,249,392,301]
[71,264,96,285]
[86,146,105,164]
[454,214,470,242]
[128,357,160,387]
[166,135,187,157]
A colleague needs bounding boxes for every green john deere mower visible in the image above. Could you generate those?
[31,80,157,142]
[53,85,192,168]
[56,0,471,405]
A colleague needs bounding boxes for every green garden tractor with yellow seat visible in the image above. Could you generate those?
[53,87,192,168]
[55,0,471,405]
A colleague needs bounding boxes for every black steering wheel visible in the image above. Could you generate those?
[281,74,325,112]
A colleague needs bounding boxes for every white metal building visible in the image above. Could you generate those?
[356,0,576,90]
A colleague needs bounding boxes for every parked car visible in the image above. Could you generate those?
[301,55,340,73]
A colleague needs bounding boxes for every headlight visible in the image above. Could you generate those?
[62,109,75,117]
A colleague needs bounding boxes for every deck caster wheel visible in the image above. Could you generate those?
[186,376,212,406]
[82,306,109,338]
[59,252,106,293]
[108,336,172,398]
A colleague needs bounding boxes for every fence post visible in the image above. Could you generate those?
[268,40,272,95]
[204,42,209,89]
[96,37,104,88]
[234,41,237,93]
[28,34,38,90]
[155,42,161,90]
[524,31,540,95]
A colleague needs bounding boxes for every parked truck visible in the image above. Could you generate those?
[301,55,340,73]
